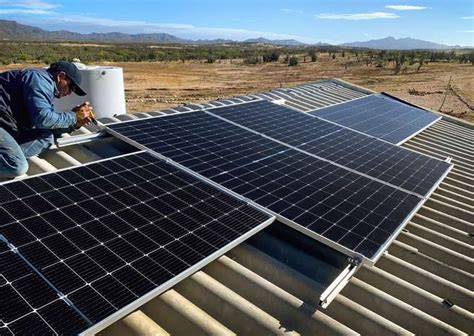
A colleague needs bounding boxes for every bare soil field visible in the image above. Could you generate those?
[2,54,473,122]
[117,54,474,122]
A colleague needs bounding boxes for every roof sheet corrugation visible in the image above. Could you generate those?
[104,115,474,336]
[156,80,369,115]
[20,80,473,335]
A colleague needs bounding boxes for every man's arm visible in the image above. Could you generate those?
[22,70,76,129]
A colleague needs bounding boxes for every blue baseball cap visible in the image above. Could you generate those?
[49,61,86,96]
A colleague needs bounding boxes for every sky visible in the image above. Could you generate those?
[0,0,473,46]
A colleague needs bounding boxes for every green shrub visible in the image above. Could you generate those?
[307,48,317,62]
[207,54,216,63]
[262,51,280,62]
[244,55,259,64]
[288,56,298,66]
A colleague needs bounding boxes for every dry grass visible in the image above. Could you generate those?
[116,54,473,122]
[2,54,473,122]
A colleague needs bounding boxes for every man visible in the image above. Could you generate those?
[0,61,94,178]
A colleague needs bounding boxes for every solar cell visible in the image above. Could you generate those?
[308,94,441,144]
[108,114,424,262]
[0,151,273,335]
[1,239,91,335]
[206,100,450,197]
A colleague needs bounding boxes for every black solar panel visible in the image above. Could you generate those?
[0,152,272,335]
[207,100,450,197]
[108,115,423,262]
[1,239,90,334]
[308,94,440,144]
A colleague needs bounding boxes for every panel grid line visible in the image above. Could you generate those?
[206,108,426,199]
[206,100,450,197]
[1,151,272,335]
[107,113,424,262]
[308,94,441,144]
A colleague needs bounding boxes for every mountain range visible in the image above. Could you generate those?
[340,36,461,50]
[0,20,463,49]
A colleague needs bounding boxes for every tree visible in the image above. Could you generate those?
[394,53,405,74]
[378,50,386,62]
[416,55,425,72]
[467,51,474,65]
[400,53,406,65]
[408,51,416,65]
[262,51,280,62]
[308,48,317,62]
[207,53,216,63]
[288,56,298,66]
[148,51,157,61]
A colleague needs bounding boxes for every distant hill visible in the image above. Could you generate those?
[0,20,304,46]
[0,20,188,43]
[2,20,462,49]
[340,36,460,50]
[193,38,234,44]
[243,37,305,46]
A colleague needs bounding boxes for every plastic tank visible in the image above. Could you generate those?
[54,64,126,119]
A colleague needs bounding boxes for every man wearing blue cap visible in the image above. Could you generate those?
[0,61,94,178]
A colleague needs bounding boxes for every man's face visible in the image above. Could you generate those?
[55,71,73,98]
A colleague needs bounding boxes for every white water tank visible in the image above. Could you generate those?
[54,64,126,119]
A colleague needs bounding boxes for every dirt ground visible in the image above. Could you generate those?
[116,54,474,122]
[2,54,473,122]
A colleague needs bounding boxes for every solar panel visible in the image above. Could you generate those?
[308,94,441,144]
[206,100,450,197]
[108,114,424,262]
[0,151,273,335]
[1,238,93,334]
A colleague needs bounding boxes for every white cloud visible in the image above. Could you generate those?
[0,2,318,43]
[385,5,428,10]
[461,16,474,19]
[457,30,474,33]
[316,12,399,20]
[56,15,195,29]
[0,8,54,14]
[281,8,303,14]
[0,1,60,9]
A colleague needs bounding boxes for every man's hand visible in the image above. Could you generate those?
[72,101,94,128]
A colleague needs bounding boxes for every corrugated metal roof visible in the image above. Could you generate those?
[20,79,473,335]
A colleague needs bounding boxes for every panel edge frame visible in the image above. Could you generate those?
[79,214,275,335]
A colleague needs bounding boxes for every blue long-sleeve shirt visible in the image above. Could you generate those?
[0,67,76,135]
